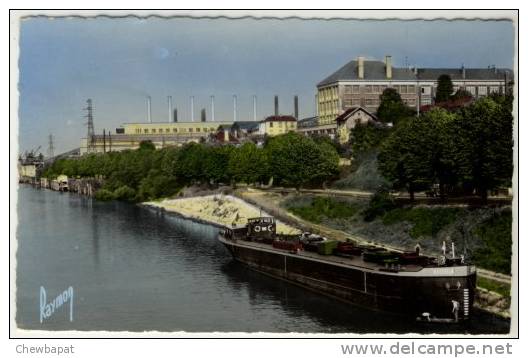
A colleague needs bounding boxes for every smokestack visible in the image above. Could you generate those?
[385,55,392,79]
[294,95,299,119]
[253,95,257,121]
[167,96,172,123]
[462,64,466,79]
[358,56,365,79]
[147,96,152,123]
[201,108,206,122]
[211,96,215,122]
[190,96,194,122]
[233,95,237,122]
[274,95,279,116]
[173,108,178,122]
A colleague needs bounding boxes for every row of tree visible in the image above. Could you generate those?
[356,92,513,201]
[43,132,340,202]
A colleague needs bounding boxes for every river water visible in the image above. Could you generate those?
[15,185,510,334]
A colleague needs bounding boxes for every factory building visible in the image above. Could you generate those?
[79,95,301,155]
[316,55,513,125]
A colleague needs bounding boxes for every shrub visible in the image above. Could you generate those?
[94,189,115,201]
[113,185,137,202]
[362,188,397,222]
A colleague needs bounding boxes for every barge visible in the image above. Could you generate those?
[219,217,476,323]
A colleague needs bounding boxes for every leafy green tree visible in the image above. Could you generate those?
[265,132,339,189]
[378,118,433,200]
[203,145,234,185]
[454,97,513,201]
[377,88,414,125]
[349,122,390,155]
[138,140,156,151]
[378,108,459,200]
[228,142,268,185]
[436,74,454,102]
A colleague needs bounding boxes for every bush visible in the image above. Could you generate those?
[94,189,115,201]
[113,185,137,202]
[362,188,397,222]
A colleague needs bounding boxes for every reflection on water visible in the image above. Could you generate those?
[15,185,510,334]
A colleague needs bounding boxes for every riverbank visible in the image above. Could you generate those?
[144,194,300,235]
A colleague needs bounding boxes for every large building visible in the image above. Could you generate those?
[80,121,234,154]
[316,55,513,125]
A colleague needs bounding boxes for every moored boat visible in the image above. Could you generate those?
[219,217,476,323]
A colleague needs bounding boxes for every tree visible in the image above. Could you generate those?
[265,132,339,189]
[349,122,390,155]
[377,88,414,125]
[436,74,454,102]
[138,140,156,151]
[378,108,459,200]
[378,118,431,200]
[453,98,513,201]
[203,145,234,185]
[228,142,268,185]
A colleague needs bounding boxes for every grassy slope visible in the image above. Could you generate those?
[283,196,512,276]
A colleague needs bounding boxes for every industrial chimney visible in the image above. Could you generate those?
[358,57,365,79]
[233,95,237,122]
[173,108,178,122]
[167,96,172,123]
[294,95,299,119]
[274,95,279,116]
[385,55,392,79]
[201,108,206,122]
[147,96,152,123]
[253,95,257,121]
[190,96,195,122]
[211,96,215,122]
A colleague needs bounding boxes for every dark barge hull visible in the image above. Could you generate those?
[220,237,477,322]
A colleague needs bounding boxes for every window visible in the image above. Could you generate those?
[188,128,193,132]
[196,128,201,132]
[490,86,499,94]
[173,128,177,133]
[373,85,380,93]
[344,99,353,107]
[144,129,149,134]
[352,85,360,94]
[466,86,476,96]
[365,85,372,94]
[352,98,361,106]
[400,85,407,94]
[159,129,163,133]
[478,86,488,96]
[270,122,273,128]
[407,85,415,93]
[344,85,353,94]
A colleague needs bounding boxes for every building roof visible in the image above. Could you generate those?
[297,116,319,128]
[335,106,378,123]
[232,121,260,131]
[318,60,416,86]
[416,67,513,81]
[318,58,513,87]
[262,115,297,122]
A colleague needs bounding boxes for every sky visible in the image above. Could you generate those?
[17,16,515,154]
